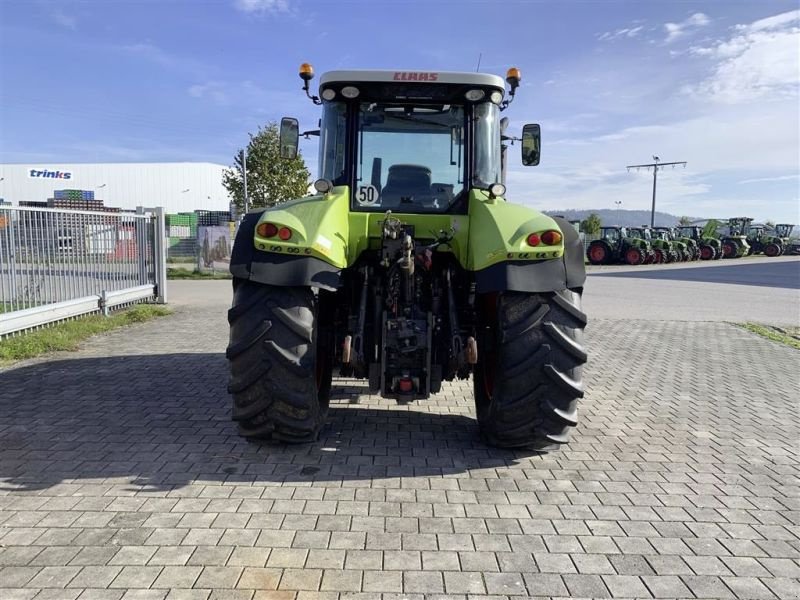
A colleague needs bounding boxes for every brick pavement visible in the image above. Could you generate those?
[0,298,798,599]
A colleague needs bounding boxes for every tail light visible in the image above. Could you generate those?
[278,227,292,241]
[526,233,541,246]
[541,230,563,245]
[256,222,278,238]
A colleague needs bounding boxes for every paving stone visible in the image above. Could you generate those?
[1,296,798,600]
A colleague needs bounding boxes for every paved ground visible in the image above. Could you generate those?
[584,257,800,326]
[1,275,799,599]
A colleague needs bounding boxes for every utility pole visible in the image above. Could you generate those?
[626,156,687,227]
[241,148,249,214]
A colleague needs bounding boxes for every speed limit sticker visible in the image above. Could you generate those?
[356,184,379,205]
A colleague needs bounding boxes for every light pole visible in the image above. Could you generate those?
[626,156,687,228]
[614,200,622,225]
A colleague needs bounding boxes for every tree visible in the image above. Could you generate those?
[223,122,310,211]
[765,220,776,229]
[679,215,693,226]
[580,213,602,235]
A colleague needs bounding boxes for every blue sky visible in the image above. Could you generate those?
[1,0,798,222]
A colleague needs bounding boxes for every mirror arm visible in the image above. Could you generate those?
[301,129,321,139]
[499,91,516,112]
[502,135,521,145]
[303,81,322,105]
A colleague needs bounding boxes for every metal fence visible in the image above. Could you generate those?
[0,206,167,337]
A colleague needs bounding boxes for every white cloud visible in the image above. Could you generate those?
[233,0,289,14]
[599,25,644,42]
[739,174,800,185]
[188,82,229,105]
[685,10,799,104]
[664,12,710,43]
[50,8,77,30]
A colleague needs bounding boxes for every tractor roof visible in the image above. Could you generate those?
[320,70,506,91]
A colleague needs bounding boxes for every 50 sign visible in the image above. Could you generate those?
[356,185,379,206]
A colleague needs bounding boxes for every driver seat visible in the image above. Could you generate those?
[380,164,432,207]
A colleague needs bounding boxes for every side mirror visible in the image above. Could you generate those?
[521,123,541,166]
[279,117,299,159]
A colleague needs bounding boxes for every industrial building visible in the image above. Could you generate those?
[0,162,232,213]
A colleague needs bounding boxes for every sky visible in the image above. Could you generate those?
[0,0,798,222]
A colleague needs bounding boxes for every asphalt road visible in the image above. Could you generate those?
[169,256,800,327]
[583,256,800,326]
[589,256,800,289]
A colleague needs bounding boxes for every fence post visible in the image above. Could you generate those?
[153,207,168,304]
[135,206,147,286]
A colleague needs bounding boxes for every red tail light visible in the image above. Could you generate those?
[278,227,292,241]
[398,378,413,392]
[526,233,541,246]
[541,230,563,245]
[256,222,278,238]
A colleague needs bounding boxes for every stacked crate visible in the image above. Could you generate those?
[196,210,232,227]
[48,189,105,211]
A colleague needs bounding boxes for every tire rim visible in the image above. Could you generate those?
[626,249,640,264]
[701,247,712,260]
[589,246,605,262]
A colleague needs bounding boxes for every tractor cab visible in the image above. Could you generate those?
[676,226,701,240]
[627,227,651,241]
[775,224,794,238]
[279,66,540,214]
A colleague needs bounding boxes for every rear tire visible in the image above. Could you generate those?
[722,241,737,258]
[625,247,644,265]
[473,289,587,449]
[764,243,781,257]
[226,279,332,442]
[587,242,609,265]
[700,245,713,260]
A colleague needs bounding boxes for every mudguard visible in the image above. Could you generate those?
[229,209,342,291]
[473,216,586,293]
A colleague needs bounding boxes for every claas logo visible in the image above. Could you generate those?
[393,72,439,82]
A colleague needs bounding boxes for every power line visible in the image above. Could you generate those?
[626,156,687,227]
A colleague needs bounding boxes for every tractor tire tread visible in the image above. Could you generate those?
[474,289,586,450]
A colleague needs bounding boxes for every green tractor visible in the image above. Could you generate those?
[720,217,752,258]
[676,225,722,260]
[586,226,651,265]
[644,227,679,263]
[652,227,690,261]
[227,64,587,450]
[670,227,700,260]
[751,223,795,257]
[624,227,657,264]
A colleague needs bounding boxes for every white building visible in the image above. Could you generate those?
[0,162,232,213]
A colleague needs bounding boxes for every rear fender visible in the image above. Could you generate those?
[468,191,586,293]
[229,188,351,291]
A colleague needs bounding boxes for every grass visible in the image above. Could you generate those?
[0,304,173,363]
[737,323,800,350]
[167,267,231,280]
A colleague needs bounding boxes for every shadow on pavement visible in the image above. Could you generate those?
[589,259,800,289]
[0,353,537,492]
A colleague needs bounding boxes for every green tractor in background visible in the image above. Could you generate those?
[652,227,690,261]
[676,226,722,260]
[645,227,682,263]
[586,226,651,265]
[671,227,700,260]
[624,227,657,264]
[750,223,795,256]
[227,64,587,450]
[720,217,752,258]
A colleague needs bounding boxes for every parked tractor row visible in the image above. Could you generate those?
[587,219,795,266]
[726,217,795,258]
[587,225,720,265]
